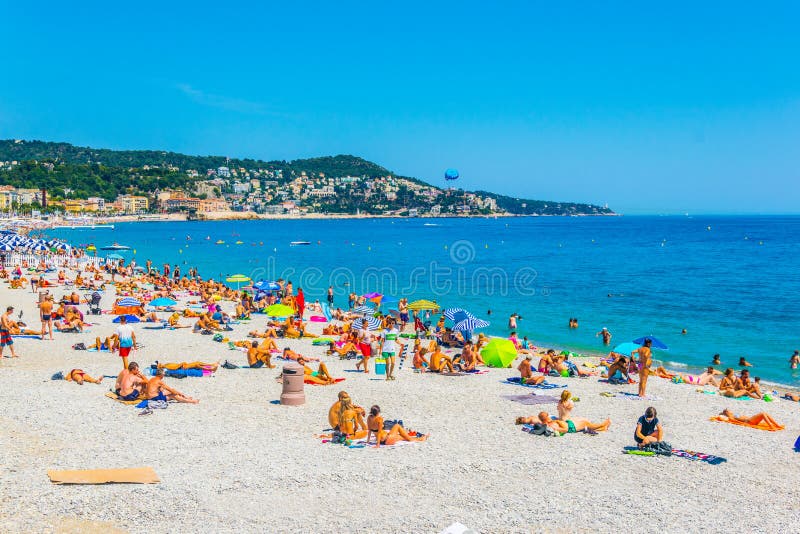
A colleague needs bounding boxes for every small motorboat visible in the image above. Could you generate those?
[290,241,311,246]
[215,240,225,245]
[235,240,244,245]
[100,243,131,251]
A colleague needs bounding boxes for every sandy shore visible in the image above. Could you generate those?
[0,276,798,533]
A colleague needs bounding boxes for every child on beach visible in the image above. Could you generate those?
[634,407,663,448]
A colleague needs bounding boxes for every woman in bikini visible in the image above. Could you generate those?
[65,369,103,385]
[366,405,427,448]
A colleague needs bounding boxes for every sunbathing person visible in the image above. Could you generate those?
[335,394,368,439]
[557,389,574,420]
[8,321,42,336]
[738,369,762,399]
[247,341,275,368]
[678,366,720,387]
[528,412,610,433]
[157,361,219,372]
[538,350,556,374]
[453,343,477,372]
[89,335,118,351]
[145,368,200,403]
[517,355,545,385]
[248,327,278,338]
[332,340,360,358]
[366,405,427,448]
[64,369,103,385]
[297,356,335,385]
[328,391,365,430]
[719,368,749,398]
[114,362,148,401]
[716,408,782,428]
[429,347,455,373]
[412,348,430,371]
[282,347,319,362]
[634,406,663,448]
[603,352,633,383]
[653,366,675,379]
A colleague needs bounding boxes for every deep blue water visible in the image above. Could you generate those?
[47,215,800,386]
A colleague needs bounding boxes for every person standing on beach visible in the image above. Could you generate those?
[40,294,54,340]
[296,288,306,319]
[633,338,653,397]
[0,306,19,358]
[380,318,400,381]
[115,315,137,370]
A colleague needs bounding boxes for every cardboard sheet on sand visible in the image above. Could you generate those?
[48,467,159,484]
[105,391,141,405]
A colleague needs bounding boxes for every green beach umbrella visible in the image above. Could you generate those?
[265,303,295,317]
[225,273,251,289]
[481,338,518,368]
[407,299,439,311]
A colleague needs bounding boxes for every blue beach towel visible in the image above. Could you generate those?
[505,377,566,389]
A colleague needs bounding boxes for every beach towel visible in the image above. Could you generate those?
[105,391,142,405]
[505,377,566,389]
[87,348,110,353]
[709,415,784,431]
[11,334,41,339]
[305,377,345,385]
[501,394,559,405]
[48,467,159,485]
[670,449,727,465]
[320,302,333,321]
[613,392,663,401]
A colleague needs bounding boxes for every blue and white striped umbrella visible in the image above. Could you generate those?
[0,244,13,252]
[453,317,490,331]
[31,243,49,252]
[353,305,375,315]
[443,307,476,321]
[354,315,381,330]
[116,297,142,307]
[55,243,71,250]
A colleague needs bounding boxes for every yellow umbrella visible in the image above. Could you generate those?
[225,273,251,290]
[407,299,439,311]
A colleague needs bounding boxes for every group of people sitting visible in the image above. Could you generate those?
[515,389,612,434]
[113,361,199,403]
[327,391,427,447]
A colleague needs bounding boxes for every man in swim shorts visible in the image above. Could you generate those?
[115,362,147,400]
[40,295,54,340]
[115,315,137,370]
[0,306,19,358]
[535,412,611,434]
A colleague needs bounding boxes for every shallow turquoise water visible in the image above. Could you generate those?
[47,215,800,386]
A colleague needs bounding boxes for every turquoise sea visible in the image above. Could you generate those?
[46,216,800,386]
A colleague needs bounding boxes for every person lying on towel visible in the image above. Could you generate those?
[297,356,335,385]
[516,355,546,385]
[517,412,611,434]
[366,405,427,448]
[65,369,103,385]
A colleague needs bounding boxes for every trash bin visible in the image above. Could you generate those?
[280,363,305,406]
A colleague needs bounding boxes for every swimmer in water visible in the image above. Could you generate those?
[712,354,721,366]
[790,350,800,370]
[738,356,752,367]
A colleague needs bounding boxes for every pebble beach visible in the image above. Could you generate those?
[1,271,799,534]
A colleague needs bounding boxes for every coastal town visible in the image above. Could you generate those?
[0,140,613,219]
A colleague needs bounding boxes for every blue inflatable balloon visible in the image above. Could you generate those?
[444,168,459,181]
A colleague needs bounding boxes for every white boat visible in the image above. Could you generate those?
[290,241,311,246]
[100,243,131,251]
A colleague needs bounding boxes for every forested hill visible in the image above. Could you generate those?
[0,140,389,178]
[0,139,614,215]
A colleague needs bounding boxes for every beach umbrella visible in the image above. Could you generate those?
[362,292,382,299]
[86,245,97,252]
[355,315,382,331]
[0,244,12,252]
[116,297,142,307]
[611,342,641,356]
[149,297,177,307]
[453,317,490,331]
[112,314,141,323]
[632,336,669,350]
[443,308,476,321]
[106,253,124,260]
[407,299,439,311]
[31,243,48,252]
[353,305,375,315]
[481,338,517,368]
[265,303,295,317]
[226,273,251,290]
[254,280,280,291]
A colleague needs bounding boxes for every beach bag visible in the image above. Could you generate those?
[51,371,65,380]
[212,334,224,342]
[222,360,239,369]
[72,342,87,351]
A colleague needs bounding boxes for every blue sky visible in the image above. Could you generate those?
[1,1,798,214]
